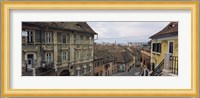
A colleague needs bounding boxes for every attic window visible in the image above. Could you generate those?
[169,24,175,28]
[172,24,175,27]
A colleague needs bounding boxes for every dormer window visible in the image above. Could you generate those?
[172,24,175,27]
[168,24,176,29]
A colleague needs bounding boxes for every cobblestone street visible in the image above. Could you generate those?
[112,66,141,76]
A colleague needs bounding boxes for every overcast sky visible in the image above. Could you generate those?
[87,22,170,44]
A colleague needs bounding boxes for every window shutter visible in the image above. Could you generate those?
[152,43,156,52]
[157,43,161,53]
[159,43,162,53]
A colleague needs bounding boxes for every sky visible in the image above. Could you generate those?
[87,22,170,44]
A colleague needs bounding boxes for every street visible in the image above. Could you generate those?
[112,66,141,76]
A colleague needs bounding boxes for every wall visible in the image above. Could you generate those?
[151,37,178,69]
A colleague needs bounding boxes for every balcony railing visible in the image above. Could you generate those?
[170,56,178,75]
[150,59,164,76]
[151,55,178,76]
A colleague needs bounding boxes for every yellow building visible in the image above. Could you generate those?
[150,22,178,76]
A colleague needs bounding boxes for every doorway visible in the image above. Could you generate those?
[27,54,34,69]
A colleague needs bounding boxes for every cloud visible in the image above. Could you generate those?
[87,22,170,43]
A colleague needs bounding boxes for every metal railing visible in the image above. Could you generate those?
[170,56,178,75]
[150,59,164,76]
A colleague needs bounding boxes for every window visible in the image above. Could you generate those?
[27,31,33,43]
[169,42,174,54]
[75,35,80,44]
[75,50,80,61]
[46,32,51,44]
[83,50,87,59]
[89,37,92,44]
[47,52,51,64]
[78,51,80,60]
[62,34,66,43]
[152,43,161,53]
[86,36,89,44]
[89,65,92,72]
[84,66,87,74]
[63,51,66,61]
[22,30,28,43]
[67,34,70,43]
[87,50,91,59]
[80,35,83,41]
[27,54,34,65]
[87,65,90,72]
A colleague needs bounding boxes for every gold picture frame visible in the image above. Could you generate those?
[1,1,199,97]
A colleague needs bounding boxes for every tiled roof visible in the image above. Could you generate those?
[150,22,178,39]
[121,51,133,63]
[94,49,116,62]
[94,45,133,63]
[110,51,124,63]
[110,50,133,63]
[22,22,97,34]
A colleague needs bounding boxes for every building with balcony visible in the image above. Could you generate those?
[150,22,178,76]
[22,22,97,76]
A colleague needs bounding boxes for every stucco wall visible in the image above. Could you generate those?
[151,37,178,68]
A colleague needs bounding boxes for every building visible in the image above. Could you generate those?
[150,22,178,76]
[130,47,142,67]
[22,22,97,76]
[121,50,135,72]
[93,49,118,76]
[110,49,134,72]
[94,44,135,75]
[140,49,151,76]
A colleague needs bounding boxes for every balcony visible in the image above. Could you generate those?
[22,45,38,52]
[151,54,178,76]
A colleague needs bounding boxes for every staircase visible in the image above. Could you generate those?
[150,59,164,76]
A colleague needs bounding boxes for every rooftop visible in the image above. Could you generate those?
[22,22,97,35]
[150,22,178,39]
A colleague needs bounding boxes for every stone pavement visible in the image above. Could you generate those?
[112,66,142,76]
